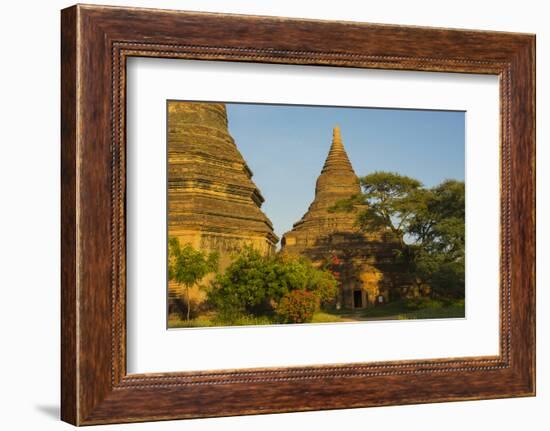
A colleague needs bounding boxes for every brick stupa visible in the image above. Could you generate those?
[167,101,278,310]
[281,126,411,308]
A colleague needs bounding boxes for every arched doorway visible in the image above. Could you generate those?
[353,289,363,309]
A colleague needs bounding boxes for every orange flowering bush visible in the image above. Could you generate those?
[276,290,318,324]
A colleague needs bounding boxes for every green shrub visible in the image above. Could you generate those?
[276,290,318,324]
[207,246,338,319]
[207,246,282,317]
[405,297,443,310]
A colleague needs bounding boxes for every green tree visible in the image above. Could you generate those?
[331,171,426,247]
[168,237,219,321]
[277,254,338,303]
[207,246,280,319]
[207,247,337,321]
[409,180,465,297]
[331,172,465,299]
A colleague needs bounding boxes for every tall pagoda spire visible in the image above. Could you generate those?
[320,125,355,175]
[283,126,361,234]
[281,125,412,310]
[311,126,361,212]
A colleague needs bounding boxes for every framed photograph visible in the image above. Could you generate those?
[61,4,535,425]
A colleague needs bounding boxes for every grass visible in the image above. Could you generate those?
[168,312,274,328]
[168,299,465,328]
[396,303,465,320]
[334,298,465,321]
[310,311,352,323]
[168,313,217,328]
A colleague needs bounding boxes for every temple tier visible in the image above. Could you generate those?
[281,126,414,309]
[167,102,278,311]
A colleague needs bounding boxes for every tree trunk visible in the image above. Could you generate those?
[186,285,191,321]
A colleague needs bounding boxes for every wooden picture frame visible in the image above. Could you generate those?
[61,4,535,425]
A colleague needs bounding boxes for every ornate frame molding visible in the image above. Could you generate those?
[61,5,535,425]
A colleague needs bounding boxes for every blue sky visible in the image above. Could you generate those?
[226,103,465,241]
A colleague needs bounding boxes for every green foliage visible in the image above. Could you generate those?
[207,246,281,317]
[275,290,318,323]
[277,254,339,303]
[396,299,465,320]
[310,311,350,323]
[330,171,428,244]
[404,297,444,310]
[421,258,465,298]
[330,172,465,300]
[215,314,273,327]
[207,246,338,320]
[167,299,465,328]
[355,297,463,318]
[409,179,465,253]
[168,312,273,328]
[168,237,219,320]
[409,180,465,298]
[168,237,219,286]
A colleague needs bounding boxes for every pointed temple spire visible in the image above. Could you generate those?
[282,126,361,235]
[281,125,412,309]
[313,126,361,204]
[321,125,355,174]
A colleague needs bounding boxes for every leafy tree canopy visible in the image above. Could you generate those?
[168,237,219,320]
[207,246,337,318]
[168,237,219,286]
[331,171,426,244]
[330,172,465,299]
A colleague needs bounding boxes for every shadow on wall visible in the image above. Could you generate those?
[311,231,416,309]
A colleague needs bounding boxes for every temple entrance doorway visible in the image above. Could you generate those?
[353,290,363,309]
